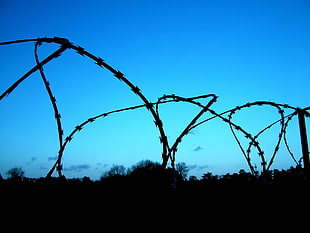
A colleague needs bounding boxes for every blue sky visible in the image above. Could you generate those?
[0,0,309,180]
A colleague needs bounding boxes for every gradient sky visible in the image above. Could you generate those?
[0,0,309,180]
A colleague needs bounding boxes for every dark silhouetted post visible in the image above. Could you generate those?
[297,109,310,178]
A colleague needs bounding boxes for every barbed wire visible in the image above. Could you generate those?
[0,37,309,177]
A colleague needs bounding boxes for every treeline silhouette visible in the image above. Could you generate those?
[1,160,309,218]
[1,160,308,189]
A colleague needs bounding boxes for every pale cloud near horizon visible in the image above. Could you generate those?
[64,164,91,172]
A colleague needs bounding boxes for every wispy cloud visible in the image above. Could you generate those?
[188,164,197,170]
[188,164,209,170]
[193,146,203,151]
[48,156,58,161]
[197,165,209,170]
[26,156,38,165]
[95,163,109,170]
[39,164,49,170]
[188,130,198,135]
[64,164,91,172]
[187,164,210,179]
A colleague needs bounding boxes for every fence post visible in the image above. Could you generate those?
[297,109,310,178]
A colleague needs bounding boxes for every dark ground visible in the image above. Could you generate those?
[1,167,309,230]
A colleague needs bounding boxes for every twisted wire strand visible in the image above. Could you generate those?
[1,37,309,177]
[0,46,67,100]
[189,103,308,174]
[228,102,285,172]
[34,41,65,176]
[188,107,264,173]
[47,94,216,176]
[155,94,217,167]
[282,111,302,165]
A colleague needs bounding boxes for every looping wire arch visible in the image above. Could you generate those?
[1,37,169,177]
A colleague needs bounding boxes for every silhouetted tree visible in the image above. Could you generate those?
[200,172,219,185]
[127,160,162,175]
[201,172,213,180]
[82,176,92,183]
[101,164,127,179]
[175,162,189,180]
[188,175,198,183]
[127,160,174,190]
[6,167,25,181]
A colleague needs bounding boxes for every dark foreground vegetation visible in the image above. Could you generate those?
[1,161,309,226]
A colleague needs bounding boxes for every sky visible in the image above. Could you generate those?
[0,0,309,180]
